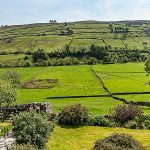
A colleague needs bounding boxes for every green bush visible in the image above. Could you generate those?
[144,120,150,129]
[0,63,3,68]
[59,104,88,126]
[32,48,49,63]
[13,111,54,149]
[143,115,150,130]
[93,133,144,150]
[2,70,22,87]
[113,104,143,124]
[134,116,146,129]
[87,116,116,127]
[125,120,138,129]
[24,61,32,67]
[0,79,16,106]
[93,140,117,150]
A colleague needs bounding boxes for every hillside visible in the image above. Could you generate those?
[1,20,150,66]
[1,20,150,52]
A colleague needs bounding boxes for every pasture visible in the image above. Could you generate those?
[93,63,150,93]
[0,63,150,115]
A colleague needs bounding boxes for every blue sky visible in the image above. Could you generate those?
[0,0,150,25]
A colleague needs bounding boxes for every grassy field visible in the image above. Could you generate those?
[93,63,150,93]
[46,126,150,150]
[0,65,118,115]
[0,63,150,115]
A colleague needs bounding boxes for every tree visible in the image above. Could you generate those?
[2,71,21,87]
[64,22,68,26]
[145,60,150,74]
[13,111,54,149]
[64,44,70,53]
[108,24,113,32]
[49,20,57,24]
[90,44,108,60]
[32,48,49,63]
[108,24,113,29]
[0,80,16,106]
[66,27,73,35]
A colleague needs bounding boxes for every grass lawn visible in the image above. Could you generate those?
[46,126,150,150]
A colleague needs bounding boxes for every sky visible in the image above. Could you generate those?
[0,0,150,25]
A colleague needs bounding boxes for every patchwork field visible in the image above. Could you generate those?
[0,63,150,115]
[1,21,150,54]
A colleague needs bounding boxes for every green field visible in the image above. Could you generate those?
[46,126,150,150]
[93,63,150,93]
[0,63,150,115]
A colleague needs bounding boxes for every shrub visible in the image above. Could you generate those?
[134,116,146,129]
[24,61,32,67]
[59,104,88,125]
[12,143,37,150]
[87,116,116,127]
[2,70,21,87]
[142,115,150,129]
[24,56,29,60]
[113,104,143,124]
[47,60,53,66]
[125,120,138,129]
[0,80,16,106]
[93,140,117,150]
[32,48,49,63]
[87,57,97,65]
[13,111,54,149]
[48,112,58,123]
[0,63,3,68]
[93,133,144,150]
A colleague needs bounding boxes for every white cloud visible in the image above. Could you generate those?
[0,0,150,25]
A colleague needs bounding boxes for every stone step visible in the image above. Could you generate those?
[0,137,15,150]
